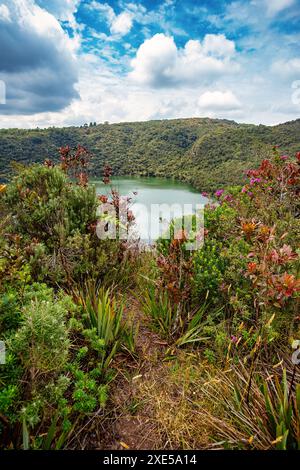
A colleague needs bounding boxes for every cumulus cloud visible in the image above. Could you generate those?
[91,1,133,37]
[202,34,235,57]
[198,90,241,111]
[110,11,133,35]
[129,33,239,88]
[0,0,79,115]
[36,0,80,22]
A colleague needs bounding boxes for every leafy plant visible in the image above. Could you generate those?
[10,291,72,373]
[141,284,177,338]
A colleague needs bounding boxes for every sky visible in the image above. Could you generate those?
[0,0,300,128]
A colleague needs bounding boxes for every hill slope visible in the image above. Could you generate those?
[0,117,299,191]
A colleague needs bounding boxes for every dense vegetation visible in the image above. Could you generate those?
[1,118,300,191]
[0,142,299,450]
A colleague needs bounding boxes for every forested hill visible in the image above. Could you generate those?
[0,117,300,191]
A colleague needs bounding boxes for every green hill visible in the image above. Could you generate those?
[0,117,299,191]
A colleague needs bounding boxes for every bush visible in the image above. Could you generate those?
[1,163,133,286]
[10,290,73,373]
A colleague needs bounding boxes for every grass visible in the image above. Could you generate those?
[131,348,300,450]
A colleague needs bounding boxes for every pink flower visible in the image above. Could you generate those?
[250,177,262,185]
[201,192,209,197]
[215,189,224,198]
[242,186,247,193]
[280,155,288,160]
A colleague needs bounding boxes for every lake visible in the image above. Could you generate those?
[92,176,208,243]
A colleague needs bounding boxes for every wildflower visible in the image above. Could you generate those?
[201,191,209,197]
[246,169,260,178]
[215,189,224,198]
[241,186,247,193]
[98,194,108,203]
[258,225,271,241]
[247,262,257,274]
[241,221,257,238]
[250,177,262,185]
[269,273,300,300]
[280,155,288,160]
[231,335,238,344]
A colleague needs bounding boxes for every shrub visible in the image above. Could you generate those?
[10,290,73,373]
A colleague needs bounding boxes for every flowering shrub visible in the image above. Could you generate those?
[0,157,137,286]
[155,149,300,356]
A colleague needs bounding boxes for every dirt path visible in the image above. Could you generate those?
[103,296,170,450]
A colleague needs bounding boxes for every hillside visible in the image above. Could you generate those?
[0,117,300,191]
[1,147,299,450]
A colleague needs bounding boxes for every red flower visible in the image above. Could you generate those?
[98,194,108,203]
[247,262,257,274]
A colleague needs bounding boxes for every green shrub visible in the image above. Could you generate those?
[10,291,73,372]
[193,239,227,304]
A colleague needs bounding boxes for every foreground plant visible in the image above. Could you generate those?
[201,361,300,449]
[76,283,135,369]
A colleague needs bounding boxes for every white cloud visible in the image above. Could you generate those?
[91,1,134,37]
[0,1,299,128]
[129,33,239,88]
[203,34,235,57]
[0,0,78,114]
[110,11,133,35]
[265,0,295,17]
[198,90,241,111]
[36,0,80,22]
[0,4,11,22]
[272,57,300,78]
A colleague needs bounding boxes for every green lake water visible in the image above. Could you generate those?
[92,176,207,243]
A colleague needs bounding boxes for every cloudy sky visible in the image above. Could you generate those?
[0,0,300,128]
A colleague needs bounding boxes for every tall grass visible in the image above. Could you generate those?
[141,284,177,338]
[141,284,219,348]
[76,283,135,369]
[201,361,300,449]
[82,285,123,347]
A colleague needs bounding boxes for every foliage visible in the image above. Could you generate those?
[201,362,300,450]
[1,118,300,192]
[75,284,132,369]
[141,148,299,365]
[0,138,299,451]
[10,291,72,373]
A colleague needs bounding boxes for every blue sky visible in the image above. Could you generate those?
[0,0,300,127]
